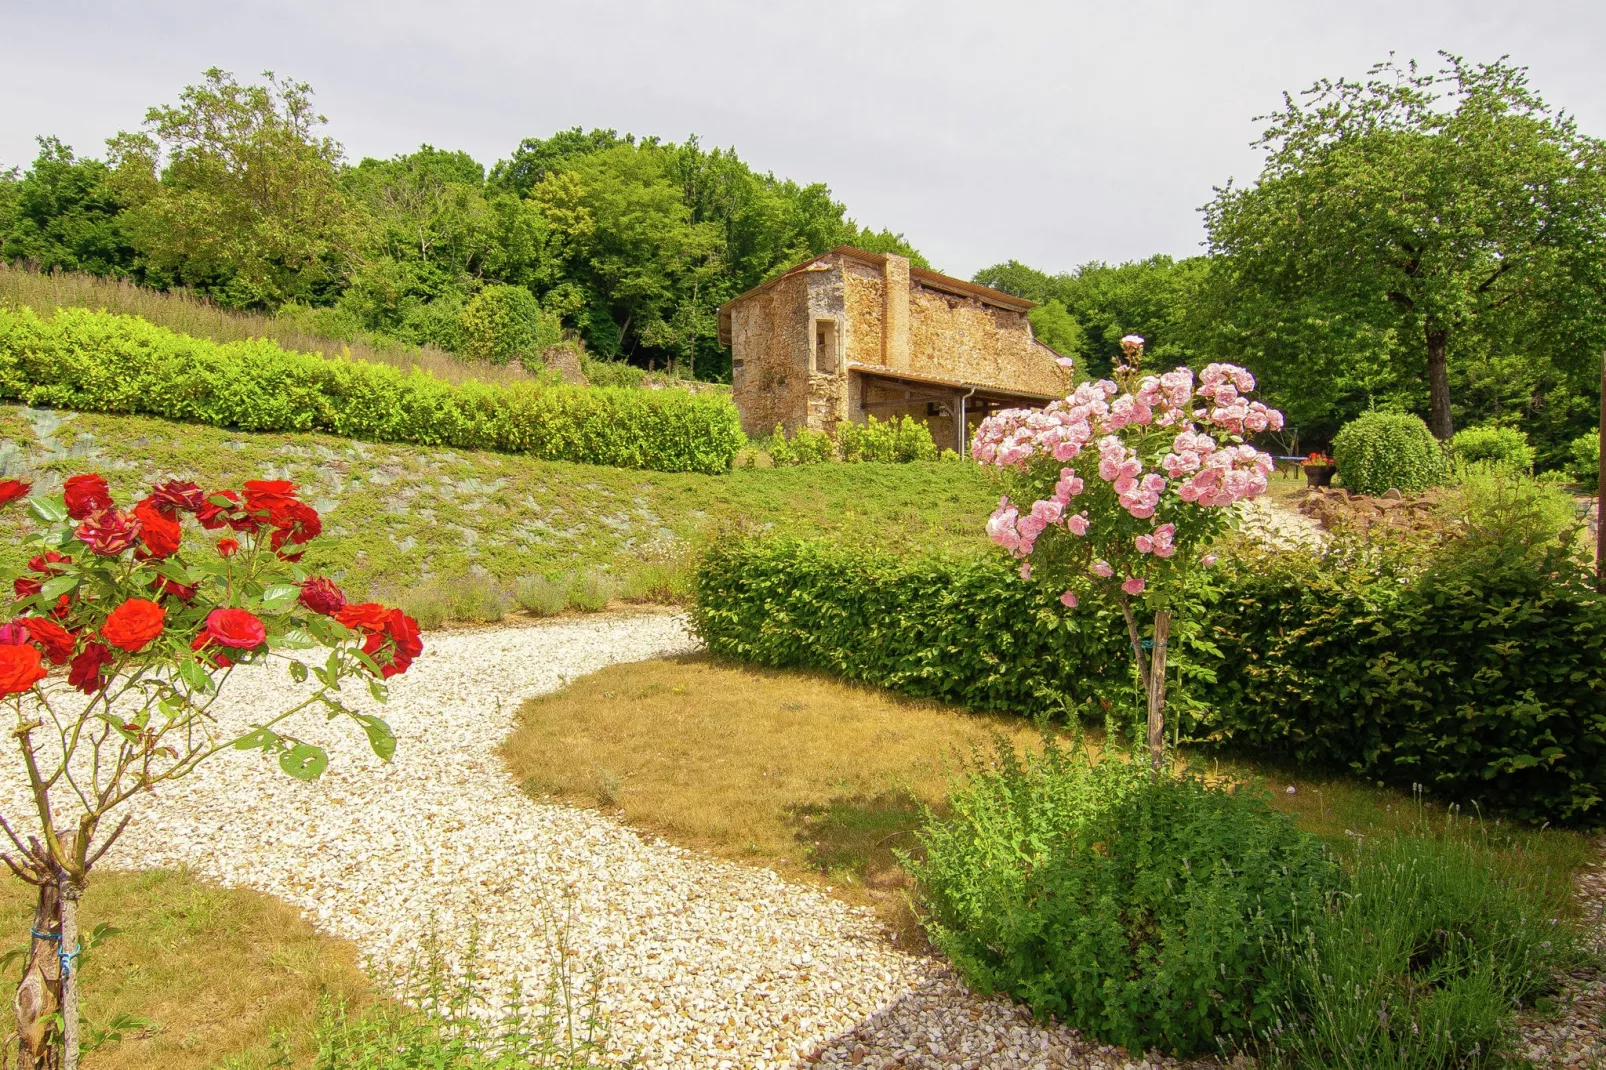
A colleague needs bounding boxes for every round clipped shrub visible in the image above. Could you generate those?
[458,284,559,366]
[1449,425,1534,472]
[1332,412,1449,496]
[908,742,1338,1055]
[1569,430,1600,491]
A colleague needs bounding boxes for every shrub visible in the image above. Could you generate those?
[1569,429,1600,491]
[0,307,744,474]
[694,533,1606,823]
[1332,411,1449,495]
[1192,531,1606,824]
[1449,425,1535,471]
[836,415,939,463]
[908,741,1338,1056]
[515,575,570,617]
[568,569,616,612]
[1266,824,1579,1066]
[693,537,1126,716]
[458,284,561,367]
[1444,463,1580,550]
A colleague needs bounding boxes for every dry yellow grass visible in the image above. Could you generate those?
[501,655,1058,944]
[0,868,373,1069]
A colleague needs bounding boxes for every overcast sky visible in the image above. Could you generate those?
[5,0,1603,279]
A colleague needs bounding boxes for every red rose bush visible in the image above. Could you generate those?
[0,473,420,1068]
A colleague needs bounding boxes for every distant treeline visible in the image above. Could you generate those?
[0,69,923,385]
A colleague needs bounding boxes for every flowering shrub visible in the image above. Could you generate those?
[0,472,420,1069]
[972,336,1281,764]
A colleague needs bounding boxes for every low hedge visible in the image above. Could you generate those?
[0,307,744,474]
[694,536,1606,824]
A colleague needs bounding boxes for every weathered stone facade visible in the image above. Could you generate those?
[719,247,1071,451]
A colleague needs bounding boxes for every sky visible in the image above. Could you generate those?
[4,0,1604,280]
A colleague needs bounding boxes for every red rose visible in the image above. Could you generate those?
[195,490,244,531]
[362,608,422,678]
[133,498,182,559]
[63,474,112,520]
[12,577,40,600]
[334,602,392,634]
[269,500,321,552]
[0,645,47,696]
[243,480,298,513]
[20,617,76,665]
[189,633,234,669]
[157,577,199,602]
[49,595,70,621]
[202,607,266,649]
[149,480,206,515]
[68,641,113,695]
[0,480,30,508]
[216,537,239,558]
[102,599,166,653]
[27,552,71,576]
[299,577,346,615]
[76,508,142,556]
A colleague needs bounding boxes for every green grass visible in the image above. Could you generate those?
[0,405,998,613]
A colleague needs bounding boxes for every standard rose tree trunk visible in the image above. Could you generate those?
[1119,599,1172,771]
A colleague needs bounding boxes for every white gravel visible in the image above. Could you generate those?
[1,611,1175,1069]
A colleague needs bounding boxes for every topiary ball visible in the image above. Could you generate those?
[1332,412,1449,496]
[1449,425,1535,472]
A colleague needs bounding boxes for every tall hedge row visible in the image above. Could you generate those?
[694,537,1606,824]
[0,307,744,474]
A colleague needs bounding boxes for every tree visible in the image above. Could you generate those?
[1205,54,1606,440]
[0,474,419,1070]
[106,68,356,309]
[1027,299,1086,361]
[0,139,135,276]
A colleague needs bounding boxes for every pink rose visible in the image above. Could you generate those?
[1122,576,1146,596]
[1059,590,1078,608]
[1091,560,1114,579]
[1066,513,1089,536]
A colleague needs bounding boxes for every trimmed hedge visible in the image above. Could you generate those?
[1333,411,1449,495]
[693,538,1126,713]
[0,307,744,474]
[694,536,1606,824]
[1449,425,1535,471]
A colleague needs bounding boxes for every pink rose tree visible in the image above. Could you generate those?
[0,475,420,1070]
[973,335,1283,769]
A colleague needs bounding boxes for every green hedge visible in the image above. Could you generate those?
[694,536,1606,824]
[0,307,744,474]
[692,538,1126,713]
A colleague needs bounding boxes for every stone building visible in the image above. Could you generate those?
[717,246,1072,452]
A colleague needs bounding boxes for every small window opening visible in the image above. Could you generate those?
[814,319,838,374]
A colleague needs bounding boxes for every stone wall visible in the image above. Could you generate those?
[906,284,1065,398]
[729,271,811,437]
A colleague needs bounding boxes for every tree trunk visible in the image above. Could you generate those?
[14,880,61,1070]
[1426,328,1453,440]
[1146,611,1172,771]
[1597,348,1604,593]
[57,878,80,1070]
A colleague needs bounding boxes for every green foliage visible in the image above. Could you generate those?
[1445,463,1579,549]
[1203,55,1606,443]
[764,423,832,467]
[1192,529,1606,824]
[457,284,560,367]
[908,741,1338,1055]
[1332,412,1449,495]
[695,529,1606,823]
[1264,823,1580,1067]
[835,415,938,463]
[1569,430,1600,491]
[0,138,134,276]
[514,575,570,617]
[692,537,1125,716]
[0,307,744,473]
[1024,299,1085,362]
[1449,425,1535,471]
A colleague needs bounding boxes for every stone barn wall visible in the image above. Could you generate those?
[730,272,810,437]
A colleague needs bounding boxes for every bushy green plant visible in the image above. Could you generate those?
[1449,425,1535,471]
[1332,411,1449,495]
[568,569,616,612]
[0,307,744,474]
[1445,463,1580,550]
[514,575,570,617]
[908,740,1338,1056]
[1264,821,1579,1067]
[457,285,560,367]
[578,354,647,390]
[836,415,938,463]
[1569,429,1600,491]
[765,423,833,466]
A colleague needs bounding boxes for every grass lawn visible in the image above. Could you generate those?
[0,405,998,618]
[503,657,1598,947]
[0,868,373,1069]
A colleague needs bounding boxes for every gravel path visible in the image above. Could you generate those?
[1,612,1174,1070]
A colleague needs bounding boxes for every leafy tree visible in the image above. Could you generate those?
[1027,299,1085,360]
[489,127,631,198]
[843,224,930,269]
[1204,54,1606,441]
[0,138,134,276]
[106,68,356,309]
